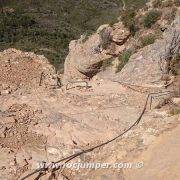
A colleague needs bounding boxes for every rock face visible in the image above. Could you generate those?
[174,7,180,27]
[63,34,111,84]
[0,49,57,92]
[63,22,130,84]
[111,22,130,45]
[116,25,180,87]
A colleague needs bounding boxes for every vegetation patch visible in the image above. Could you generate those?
[141,34,156,47]
[142,10,161,28]
[123,0,147,9]
[116,49,133,72]
[0,0,147,70]
[121,9,137,35]
[0,11,73,70]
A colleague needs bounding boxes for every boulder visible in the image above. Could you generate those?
[111,22,130,45]
[63,33,112,84]
[63,22,130,84]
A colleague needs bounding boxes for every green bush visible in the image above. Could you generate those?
[116,49,133,72]
[0,12,36,43]
[142,10,161,28]
[122,0,147,9]
[141,34,156,47]
[3,13,35,27]
[121,9,137,35]
[0,12,74,70]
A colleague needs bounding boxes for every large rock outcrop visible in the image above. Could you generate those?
[115,12,180,87]
[63,22,130,84]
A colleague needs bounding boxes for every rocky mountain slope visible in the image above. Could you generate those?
[0,0,147,70]
[0,0,179,180]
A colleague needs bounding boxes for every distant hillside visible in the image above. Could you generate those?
[0,0,147,70]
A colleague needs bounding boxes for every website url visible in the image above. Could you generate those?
[37,161,144,170]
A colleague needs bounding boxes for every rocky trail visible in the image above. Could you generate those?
[0,50,179,179]
[0,2,180,180]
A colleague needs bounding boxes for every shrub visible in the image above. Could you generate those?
[141,34,156,47]
[121,9,137,35]
[0,12,36,43]
[1,12,35,27]
[116,49,133,72]
[142,10,161,28]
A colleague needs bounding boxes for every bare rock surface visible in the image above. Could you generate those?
[63,34,111,83]
[63,22,130,84]
[0,73,179,179]
[108,27,180,87]
[124,124,180,180]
